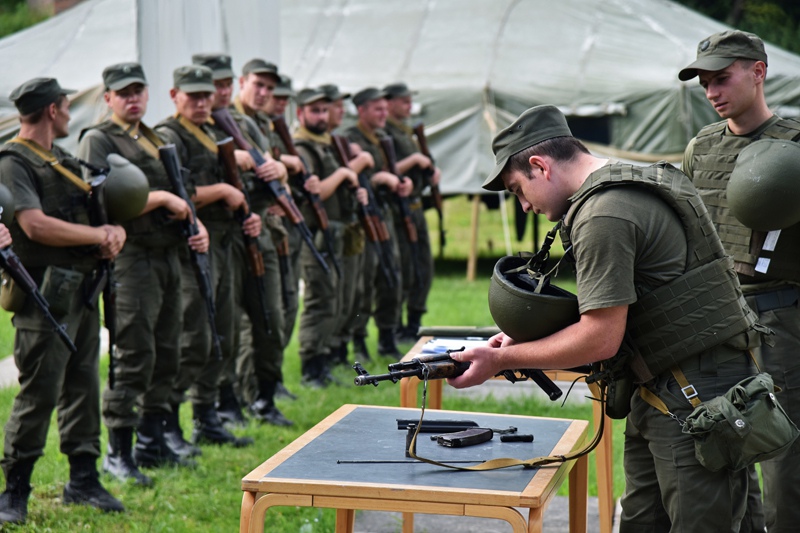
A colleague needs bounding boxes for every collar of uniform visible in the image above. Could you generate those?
[724,114,781,138]
[111,113,139,138]
[387,116,413,136]
[294,125,331,145]
[356,122,381,146]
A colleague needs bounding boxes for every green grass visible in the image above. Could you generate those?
[0,195,623,531]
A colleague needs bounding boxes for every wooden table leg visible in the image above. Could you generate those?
[587,383,614,533]
[240,491,256,533]
[568,454,588,533]
[335,508,355,532]
[402,511,415,533]
[246,493,313,533]
[527,506,544,533]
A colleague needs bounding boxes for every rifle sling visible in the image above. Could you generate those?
[111,114,163,159]
[7,138,91,193]
[176,114,218,155]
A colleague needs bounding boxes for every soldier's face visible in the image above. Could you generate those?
[53,97,71,139]
[698,60,763,121]
[503,160,570,222]
[267,96,289,117]
[328,99,345,129]
[213,78,234,109]
[387,96,412,120]
[359,99,388,130]
[299,102,329,134]
[239,73,276,111]
[106,83,148,123]
[171,89,213,125]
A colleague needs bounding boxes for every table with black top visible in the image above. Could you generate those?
[240,404,588,533]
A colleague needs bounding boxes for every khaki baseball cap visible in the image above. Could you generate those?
[679,30,768,81]
[482,105,573,192]
[383,82,416,99]
[242,58,280,81]
[296,88,327,106]
[192,53,234,81]
[9,77,75,115]
[353,87,388,107]
[103,62,147,91]
[319,83,351,101]
[172,65,216,94]
[273,75,294,98]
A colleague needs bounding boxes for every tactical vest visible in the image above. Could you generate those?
[345,125,390,208]
[294,138,356,223]
[561,162,758,378]
[0,143,96,270]
[83,122,183,248]
[690,117,800,282]
[156,116,232,225]
[385,119,425,196]
[228,108,276,215]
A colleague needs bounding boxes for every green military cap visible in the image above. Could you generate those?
[679,30,768,81]
[482,105,573,192]
[9,77,75,115]
[296,88,327,106]
[103,62,147,91]
[383,82,416,99]
[319,83,351,101]
[273,75,294,97]
[352,87,388,107]
[191,53,234,81]
[172,65,216,94]
[242,58,280,80]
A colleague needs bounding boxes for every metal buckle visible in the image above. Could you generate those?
[681,384,698,401]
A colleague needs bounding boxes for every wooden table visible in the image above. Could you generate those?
[240,404,588,533]
[399,336,615,533]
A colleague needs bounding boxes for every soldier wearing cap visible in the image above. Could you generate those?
[77,62,205,485]
[155,65,254,449]
[292,88,368,385]
[382,82,440,343]
[0,78,127,523]
[193,53,293,426]
[345,87,413,358]
[319,83,351,133]
[680,30,800,533]
[449,104,761,532]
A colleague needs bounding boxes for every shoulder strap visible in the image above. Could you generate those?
[6,138,90,193]
[176,114,218,155]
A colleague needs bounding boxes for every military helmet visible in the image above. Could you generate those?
[0,183,15,223]
[488,255,579,342]
[728,139,800,231]
[104,154,149,223]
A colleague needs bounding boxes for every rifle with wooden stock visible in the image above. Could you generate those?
[209,108,329,274]
[412,122,445,257]
[159,144,224,362]
[331,135,397,289]
[270,116,342,278]
[379,135,424,290]
[217,137,271,335]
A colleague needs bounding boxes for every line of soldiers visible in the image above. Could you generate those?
[0,54,440,524]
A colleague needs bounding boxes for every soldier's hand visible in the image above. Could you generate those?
[431,167,442,186]
[255,158,282,182]
[0,223,11,248]
[415,153,433,169]
[446,345,497,389]
[487,331,515,348]
[349,151,374,173]
[266,204,285,218]
[235,149,256,171]
[281,154,305,175]
[242,212,262,238]
[221,184,247,210]
[98,225,126,259]
[342,168,359,188]
[189,220,210,253]
[355,187,369,206]
[372,171,400,191]
[163,193,192,221]
[304,175,321,195]
[397,177,414,197]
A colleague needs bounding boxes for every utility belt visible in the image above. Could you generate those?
[408,198,423,211]
[748,285,800,313]
[2,263,97,316]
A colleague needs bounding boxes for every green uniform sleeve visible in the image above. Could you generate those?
[76,128,116,182]
[681,137,697,180]
[0,155,43,212]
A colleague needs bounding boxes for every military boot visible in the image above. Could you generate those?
[191,404,253,448]
[332,341,350,366]
[163,406,202,459]
[274,381,297,401]
[353,335,371,361]
[216,384,247,428]
[397,312,422,343]
[63,454,125,513]
[103,427,153,487]
[301,355,339,388]
[0,458,35,525]
[248,381,294,427]
[378,328,403,359]
[134,413,195,469]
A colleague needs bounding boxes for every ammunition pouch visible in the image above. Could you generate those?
[589,337,636,419]
[343,221,365,256]
[39,266,84,316]
[0,271,26,313]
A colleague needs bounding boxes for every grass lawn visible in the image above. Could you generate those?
[0,195,625,531]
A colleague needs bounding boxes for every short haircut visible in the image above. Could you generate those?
[504,136,590,177]
[19,94,66,125]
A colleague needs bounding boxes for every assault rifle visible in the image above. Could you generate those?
[0,208,77,354]
[331,135,397,289]
[412,123,445,257]
[352,350,566,401]
[217,137,271,335]
[210,108,329,273]
[159,144,224,361]
[271,116,341,277]
[379,135,424,290]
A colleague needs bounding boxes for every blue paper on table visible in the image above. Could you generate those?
[420,337,489,355]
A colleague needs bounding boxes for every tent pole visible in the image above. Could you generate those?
[466,195,481,281]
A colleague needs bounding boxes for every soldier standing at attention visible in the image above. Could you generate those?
[382,82,440,342]
[679,30,800,533]
[293,88,368,385]
[156,66,256,448]
[345,88,413,359]
[78,63,206,484]
[0,78,126,524]
[449,105,762,532]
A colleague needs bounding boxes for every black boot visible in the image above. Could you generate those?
[301,355,338,388]
[216,384,247,428]
[163,406,202,459]
[249,381,294,427]
[0,458,35,525]
[353,335,371,361]
[274,381,297,401]
[191,404,253,448]
[134,413,196,469]
[397,312,422,343]
[103,427,153,487]
[63,454,125,512]
[332,341,350,366]
[378,328,402,359]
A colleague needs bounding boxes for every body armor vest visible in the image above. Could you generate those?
[84,122,182,248]
[294,138,356,223]
[691,117,800,283]
[345,125,391,209]
[561,162,758,378]
[156,116,232,225]
[228,109,277,215]
[385,119,425,196]
[0,143,96,270]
